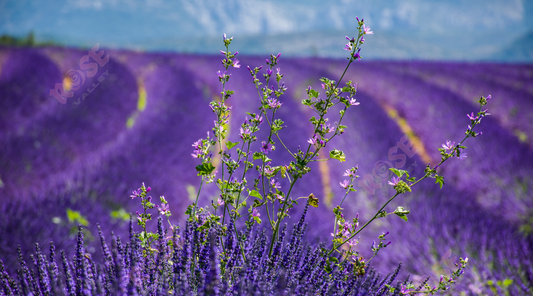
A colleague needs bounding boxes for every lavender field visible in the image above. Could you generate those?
[0,45,532,295]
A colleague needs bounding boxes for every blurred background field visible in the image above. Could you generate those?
[1,0,532,295]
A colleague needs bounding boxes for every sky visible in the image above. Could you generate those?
[1,0,532,61]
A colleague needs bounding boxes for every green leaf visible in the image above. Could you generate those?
[66,208,89,226]
[435,175,445,189]
[329,149,346,162]
[252,199,267,208]
[185,205,194,216]
[394,206,410,222]
[226,141,239,150]
[195,162,215,176]
[248,189,263,200]
[389,168,409,178]
[501,279,513,288]
[310,89,319,98]
[110,208,130,221]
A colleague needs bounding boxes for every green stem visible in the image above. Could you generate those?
[191,178,204,222]
[268,177,298,257]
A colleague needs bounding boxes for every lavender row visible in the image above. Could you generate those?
[0,206,412,295]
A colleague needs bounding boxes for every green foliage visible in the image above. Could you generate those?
[393,206,410,222]
[196,162,216,176]
[329,149,346,162]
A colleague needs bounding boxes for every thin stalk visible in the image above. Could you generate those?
[268,177,298,257]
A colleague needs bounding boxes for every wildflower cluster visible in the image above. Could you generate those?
[186,19,484,292]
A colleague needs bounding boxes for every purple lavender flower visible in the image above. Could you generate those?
[362,24,373,34]
[467,112,478,121]
[343,42,353,51]
[339,179,350,189]
[130,189,140,199]
[442,140,455,151]
[267,98,282,109]
[348,237,359,247]
[307,134,318,145]
[348,97,360,106]
[239,126,251,140]
[353,48,362,60]
[260,141,273,154]
[270,178,281,189]
[388,176,400,186]
[157,203,170,215]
